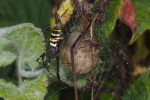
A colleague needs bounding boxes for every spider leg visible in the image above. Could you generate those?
[36,47,59,78]
[41,26,51,33]
[36,48,56,66]
[56,47,60,81]
[46,49,61,81]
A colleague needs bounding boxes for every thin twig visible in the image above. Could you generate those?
[90,13,99,39]
[70,49,78,100]
[90,13,99,100]
[70,22,92,100]
[94,63,113,100]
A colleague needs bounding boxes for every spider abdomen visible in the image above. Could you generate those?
[50,27,62,47]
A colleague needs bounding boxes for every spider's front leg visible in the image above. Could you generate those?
[36,47,59,78]
[36,47,58,69]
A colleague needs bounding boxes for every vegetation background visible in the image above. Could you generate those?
[0,0,150,100]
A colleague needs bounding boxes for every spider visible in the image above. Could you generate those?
[36,8,72,79]
[36,0,105,100]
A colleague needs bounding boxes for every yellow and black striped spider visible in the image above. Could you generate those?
[36,0,104,100]
[36,8,71,80]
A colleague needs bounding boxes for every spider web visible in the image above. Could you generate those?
[43,1,146,100]
[43,19,137,100]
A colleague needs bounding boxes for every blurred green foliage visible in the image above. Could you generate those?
[0,0,150,100]
[0,0,50,28]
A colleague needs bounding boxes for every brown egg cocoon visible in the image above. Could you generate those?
[62,30,100,74]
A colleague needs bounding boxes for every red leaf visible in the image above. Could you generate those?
[119,0,136,34]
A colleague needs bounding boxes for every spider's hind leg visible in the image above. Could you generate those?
[36,47,58,70]
[37,49,51,65]
[36,47,59,78]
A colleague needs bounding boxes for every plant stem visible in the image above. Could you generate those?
[17,57,22,86]
[94,63,113,100]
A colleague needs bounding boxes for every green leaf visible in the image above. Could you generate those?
[122,68,150,100]
[133,35,149,63]
[100,0,121,41]
[4,23,45,70]
[129,0,150,44]
[57,0,74,25]
[0,37,19,66]
[0,27,10,36]
[0,75,48,100]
